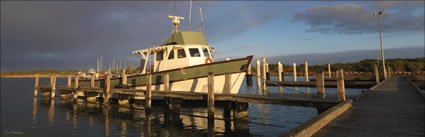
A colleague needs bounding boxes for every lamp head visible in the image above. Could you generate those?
[373,10,384,16]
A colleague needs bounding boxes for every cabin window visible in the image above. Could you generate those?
[189,48,201,57]
[156,51,164,61]
[168,50,175,59]
[177,49,186,58]
[203,48,210,57]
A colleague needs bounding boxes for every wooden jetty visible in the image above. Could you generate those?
[283,76,425,137]
[34,71,349,125]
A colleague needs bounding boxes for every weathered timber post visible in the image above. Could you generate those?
[121,69,127,86]
[247,64,251,75]
[104,74,111,104]
[90,74,95,88]
[293,63,297,82]
[337,69,346,101]
[278,62,283,81]
[387,66,392,77]
[207,72,215,135]
[246,64,252,85]
[374,64,380,83]
[261,58,267,90]
[305,61,309,81]
[266,63,270,80]
[50,75,56,99]
[315,72,325,96]
[67,75,72,87]
[164,73,169,92]
[208,72,215,119]
[34,74,39,97]
[328,64,332,78]
[146,73,152,111]
[256,60,261,88]
[73,75,79,101]
[224,73,231,94]
[74,75,79,89]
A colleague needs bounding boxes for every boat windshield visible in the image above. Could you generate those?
[177,49,186,58]
[168,50,175,59]
[203,48,210,57]
[189,48,201,57]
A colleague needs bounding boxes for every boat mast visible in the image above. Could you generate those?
[188,0,192,31]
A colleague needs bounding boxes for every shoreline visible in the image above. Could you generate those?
[0,74,73,78]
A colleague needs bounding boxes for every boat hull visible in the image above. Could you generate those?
[134,72,246,94]
[76,56,252,94]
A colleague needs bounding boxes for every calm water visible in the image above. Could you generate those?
[1,77,365,137]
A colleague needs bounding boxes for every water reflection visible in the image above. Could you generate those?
[32,98,37,128]
[103,106,109,137]
[14,77,362,137]
[48,99,55,125]
[73,103,78,135]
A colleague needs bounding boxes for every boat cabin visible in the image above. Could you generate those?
[132,31,215,74]
[132,15,215,74]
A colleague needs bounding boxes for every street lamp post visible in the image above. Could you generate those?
[373,10,387,79]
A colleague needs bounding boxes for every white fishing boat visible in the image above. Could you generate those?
[78,15,252,94]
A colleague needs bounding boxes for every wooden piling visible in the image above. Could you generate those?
[387,67,392,77]
[266,63,270,80]
[34,74,39,97]
[278,62,283,81]
[293,63,297,82]
[104,74,110,104]
[328,64,332,78]
[146,73,152,110]
[256,60,261,88]
[50,75,56,99]
[262,57,267,90]
[74,75,79,89]
[207,72,215,120]
[121,69,127,86]
[374,64,380,83]
[67,75,72,87]
[246,64,253,86]
[164,73,169,92]
[90,74,95,88]
[73,75,79,101]
[315,72,325,96]
[247,64,251,75]
[224,73,231,94]
[305,61,309,81]
[337,69,346,101]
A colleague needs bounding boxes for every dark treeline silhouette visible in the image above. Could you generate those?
[254,57,425,73]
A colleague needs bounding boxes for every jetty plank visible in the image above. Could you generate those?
[312,76,424,137]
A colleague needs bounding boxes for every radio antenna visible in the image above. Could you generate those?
[188,0,192,31]
[199,7,204,32]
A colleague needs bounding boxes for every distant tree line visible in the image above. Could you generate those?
[253,57,425,73]
[1,57,423,76]
[0,69,79,76]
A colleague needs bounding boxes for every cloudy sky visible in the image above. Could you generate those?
[1,1,424,72]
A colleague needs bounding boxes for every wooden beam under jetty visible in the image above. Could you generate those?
[39,85,338,107]
[266,81,375,88]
